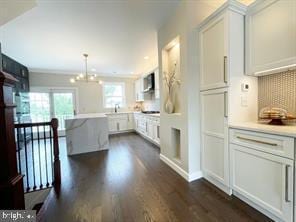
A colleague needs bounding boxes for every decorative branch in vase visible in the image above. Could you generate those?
[163,62,181,114]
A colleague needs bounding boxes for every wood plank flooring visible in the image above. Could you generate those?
[40,133,272,222]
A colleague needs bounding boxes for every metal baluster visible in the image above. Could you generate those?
[44,125,49,187]
[16,128,22,173]
[49,127,54,185]
[31,126,36,190]
[37,126,43,189]
[23,127,30,192]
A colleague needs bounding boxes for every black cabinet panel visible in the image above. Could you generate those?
[1,54,30,92]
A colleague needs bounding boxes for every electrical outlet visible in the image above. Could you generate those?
[241,83,249,92]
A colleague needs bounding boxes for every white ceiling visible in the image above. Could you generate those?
[0,0,180,77]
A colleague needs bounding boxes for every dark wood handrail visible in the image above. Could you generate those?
[14,121,52,128]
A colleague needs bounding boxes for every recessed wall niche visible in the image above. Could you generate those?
[171,127,181,161]
[162,36,181,114]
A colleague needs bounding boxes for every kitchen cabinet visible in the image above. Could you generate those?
[127,113,134,130]
[154,68,160,99]
[135,78,144,102]
[2,54,30,92]
[199,12,228,90]
[230,128,294,222]
[201,88,229,191]
[134,113,160,146]
[245,0,296,76]
[107,113,133,134]
[198,1,256,194]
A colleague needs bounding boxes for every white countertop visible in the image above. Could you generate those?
[66,113,107,120]
[229,122,296,138]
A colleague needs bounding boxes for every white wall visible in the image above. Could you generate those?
[29,72,136,114]
[158,1,218,181]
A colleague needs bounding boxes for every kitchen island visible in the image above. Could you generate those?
[65,113,109,155]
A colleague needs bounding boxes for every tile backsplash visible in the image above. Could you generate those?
[258,69,296,116]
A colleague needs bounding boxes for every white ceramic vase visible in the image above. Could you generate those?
[165,95,174,114]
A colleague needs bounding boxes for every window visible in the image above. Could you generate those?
[103,82,125,108]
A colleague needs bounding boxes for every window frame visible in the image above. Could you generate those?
[102,82,126,108]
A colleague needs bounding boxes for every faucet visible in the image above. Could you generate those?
[114,104,120,113]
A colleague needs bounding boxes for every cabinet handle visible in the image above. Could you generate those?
[236,136,278,146]
[157,125,160,139]
[146,122,148,132]
[117,122,119,131]
[223,56,228,84]
[224,91,228,118]
[285,165,291,202]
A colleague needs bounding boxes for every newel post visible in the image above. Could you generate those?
[51,118,61,190]
[0,70,25,208]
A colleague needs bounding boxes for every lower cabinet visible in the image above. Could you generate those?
[134,114,160,146]
[107,113,133,134]
[230,129,294,222]
[107,113,160,146]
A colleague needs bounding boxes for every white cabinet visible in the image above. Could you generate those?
[107,113,133,134]
[199,12,228,90]
[108,119,118,133]
[127,113,134,130]
[134,113,160,146]
[135,78,144,102]
[230,129,294,222]
[201,88,229,191]
[246,0,296,76]
[154,69,160,99]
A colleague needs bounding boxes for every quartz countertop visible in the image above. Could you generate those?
[229,122,296,138]
[66,113,107,120]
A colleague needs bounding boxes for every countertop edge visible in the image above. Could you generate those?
[229,122,296,138]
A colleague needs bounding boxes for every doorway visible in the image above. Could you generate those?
[29,88,77,136]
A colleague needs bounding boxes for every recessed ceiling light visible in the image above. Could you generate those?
[130,71,134,74]
[91,68,96,72]
[144,56,149,60]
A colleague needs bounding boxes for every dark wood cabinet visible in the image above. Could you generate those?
[2,54,30,92]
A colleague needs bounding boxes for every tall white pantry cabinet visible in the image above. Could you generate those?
[198,1,257,194]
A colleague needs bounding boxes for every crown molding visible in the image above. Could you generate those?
[29,68,138,79]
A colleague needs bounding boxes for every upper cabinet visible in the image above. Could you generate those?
[246,0,296,76]
[199,12,228,90]
[135,78,144,102]
[154,68,160,99]
[2,54,30,93]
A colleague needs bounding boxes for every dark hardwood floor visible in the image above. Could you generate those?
[40,133,272,222]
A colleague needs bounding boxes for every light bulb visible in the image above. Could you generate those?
[90,76,94,80]
[99,80,103,85]
[79,73,84,78]
[76,76,80,80]
[70,78,75,83]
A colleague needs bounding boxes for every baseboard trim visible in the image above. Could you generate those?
[159,154,202,182]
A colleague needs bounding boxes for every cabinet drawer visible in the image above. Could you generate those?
[107,114,128,120]
[230,129,294,159]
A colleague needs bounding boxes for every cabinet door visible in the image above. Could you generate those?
[147,121,154,139]
[246,0,296,75]
[230,144,293,222]
[135,79,144,102]
[201,88,229,188]
[118,119,128,131]
[153,124,160,144]
[108,119,117,132]
[199,13,228,90]
[154,69,160,99]
[127,114,134,130]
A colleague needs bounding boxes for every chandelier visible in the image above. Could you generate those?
[70,54,101,83]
